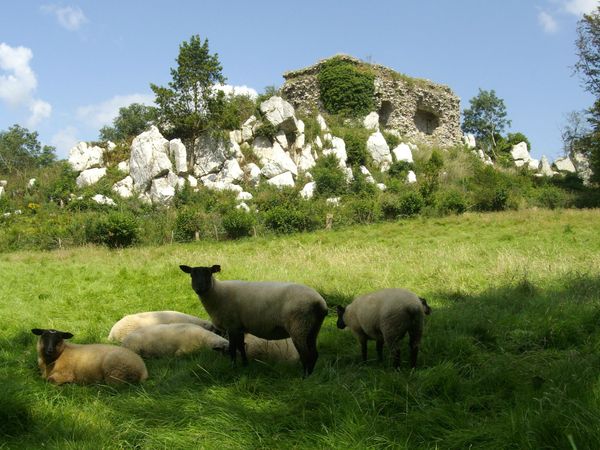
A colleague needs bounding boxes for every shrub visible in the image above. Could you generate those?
[533,185,569,209]
[388,160,414,180]
[340,128,370,167]
[398,190,424,217]
[419,150,444,203]
[350,170,379,197]
[380,193,403,220]
[222,209,255,239]
[318,57,375,117]
[263,204,319,234]
[470,165,514,212]
[214,94,256,130]
[383,131,401,149]
[253,121,277,140]
[173,207,205,242]
[343,197,381,224]
[312,154,348,197]
[436,189,468,215]
[86,211,139,248]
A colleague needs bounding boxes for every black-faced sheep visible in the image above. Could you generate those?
[31,328,148,385]
[121,323,229,357]
[179,264,328,376]
[108,310,221,342]
[336,289,431,368]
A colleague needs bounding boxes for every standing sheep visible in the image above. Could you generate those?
[121,323,229,357]
[336,289,431,368]
[31,328,148,385]
[179,264,328,377]
[108,310,221,342]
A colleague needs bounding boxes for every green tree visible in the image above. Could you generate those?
[99,103,157,142]
[0,124,56,174]
[150,35,226,159]
[462,89,511,159]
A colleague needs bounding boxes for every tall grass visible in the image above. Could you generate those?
[1,209,599,449]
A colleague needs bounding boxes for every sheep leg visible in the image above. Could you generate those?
[237,335,248,366]
[228,331,240,365]
[290,325,321,377]
[409,330,422,369]
[376,339,384,362]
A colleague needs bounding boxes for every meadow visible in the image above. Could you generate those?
[1,209,600,449]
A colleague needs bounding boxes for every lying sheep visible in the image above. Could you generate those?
[244,335,299,363]
[108,310,221,342]
[121,323,229,357]
[180,264,328,377]
[31,328,148,385]
[335,289,431,368]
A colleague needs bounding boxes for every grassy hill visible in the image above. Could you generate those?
[1,209,599,449]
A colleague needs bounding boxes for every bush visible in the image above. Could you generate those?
[398,190,424,217]
[342,197,381,224]
[383,132,401,149]
[263,204,319,234]
[388,160,414,180]
[312,154,348,197]
[86,211,139,248]
[253,121,277,140]
[435,189,468,215]
[173,207,205,242]
[318,57,375,117]
[340,128,370,167]
[533,185,569,209]
[470,165,515,212]
[222,209,255,239]
[380,193,403,220]
[349,170,379,197]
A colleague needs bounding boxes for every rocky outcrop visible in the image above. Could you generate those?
[129,126,172,191]
[553,157,576,173]
[76,168,106,188]
[367,131,392,171]
[69,142,104,172]
[259,96,298,133]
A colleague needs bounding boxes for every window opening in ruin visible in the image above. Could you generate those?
[414,109,439,135]
[379,101,393,127]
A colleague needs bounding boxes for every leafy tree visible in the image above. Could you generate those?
[150,35,226,159]
[0,124,56,174]
[99,103,157,142]
[462,89,511,159]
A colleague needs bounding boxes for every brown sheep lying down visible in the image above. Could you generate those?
[31,328,148,385]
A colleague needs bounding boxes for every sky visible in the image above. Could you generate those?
[0,0,598,161]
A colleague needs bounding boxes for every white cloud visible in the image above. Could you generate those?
[0,43,37,106]
[76,93,155,128]
[51,126,79,156]
[214,84,258,99]
[41,5,88,31]
[0,42,52,126]
[563,0,598,16]
[538,10,559,33]
[27,99,52,127]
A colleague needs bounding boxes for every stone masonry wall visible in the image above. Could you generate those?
[281,55,462,147]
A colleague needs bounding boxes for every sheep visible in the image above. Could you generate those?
[121,323,229,357]
[108,310,222,342]
[244,335,300,363]
[179,264,328,377]
[31,328,148,385]
[335,289,431,369]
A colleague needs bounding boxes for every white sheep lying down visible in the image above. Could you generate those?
[121,323,229,357]
[108,310,220,342]
[336,288,431,368]
[31,328,148,385]
[244,335,299,363]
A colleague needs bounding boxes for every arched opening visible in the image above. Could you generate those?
[379,101,394,127]
[414,109,439,135]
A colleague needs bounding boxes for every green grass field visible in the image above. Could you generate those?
[1,209,600,449]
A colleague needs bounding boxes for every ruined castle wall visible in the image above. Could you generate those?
[281,55,462,147]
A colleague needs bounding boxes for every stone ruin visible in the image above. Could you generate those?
[281,54,462,147]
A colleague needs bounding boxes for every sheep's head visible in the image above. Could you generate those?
[31,328,73,365]
[335,305,347,329]
[180,264,221,295]
[419,297,432,315]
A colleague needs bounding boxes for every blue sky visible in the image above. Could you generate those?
[1,0,598,160]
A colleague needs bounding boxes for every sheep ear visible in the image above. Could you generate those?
[31,328,44,336]
[180,265,192,274]
[61,332,74,339]
[211,265,221,273]
[335,305,345,314]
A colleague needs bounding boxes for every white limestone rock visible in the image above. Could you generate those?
[300,181,316,199]
[169,139,188,174]
[391,143,413,163]
[293,133,306,151]
[218,158,244,183]
[28,178,36,187]
[297,144,316,172]
[317,114,328,132]
[376,183,387,191]
[68,142,104,172]
[106,141,116,152]
[572,151,592,185]
[117,160,130,173]
[407,170,417,184]
[367,131,393,171]
[0,186,4,198]
[241,116,257,142]
[112,176,134,198]
[0,180,6,187]
[539,156,554,176]
[296,119,305,134]
[314,136,323,150]
[259,96,298,133]
[359,165,375,184]
[527,159,540,171]
[553,157,576,173]
[92,194,116,206]
[192,132,232,177]
[236,202,250,212]
[363,112,379,130]
[344,167,354,183]
[326,197,340,206]
[76,167,107,188]
[230,130,243,145]
[187,174,198,188]
[266,171,295,188]
[322,137,347,169]
[237,191,253,201]
[129,126,172,190]
[201,175,243,193]
[275,130,288,149]
[150,175,178,204]
[463,133,476,149]
[510,142,530,163]
[253,137,298,177]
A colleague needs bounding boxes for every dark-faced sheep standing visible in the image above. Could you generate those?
[31,328,148,385]
[336,289,431,368]
[179,264,328,377]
